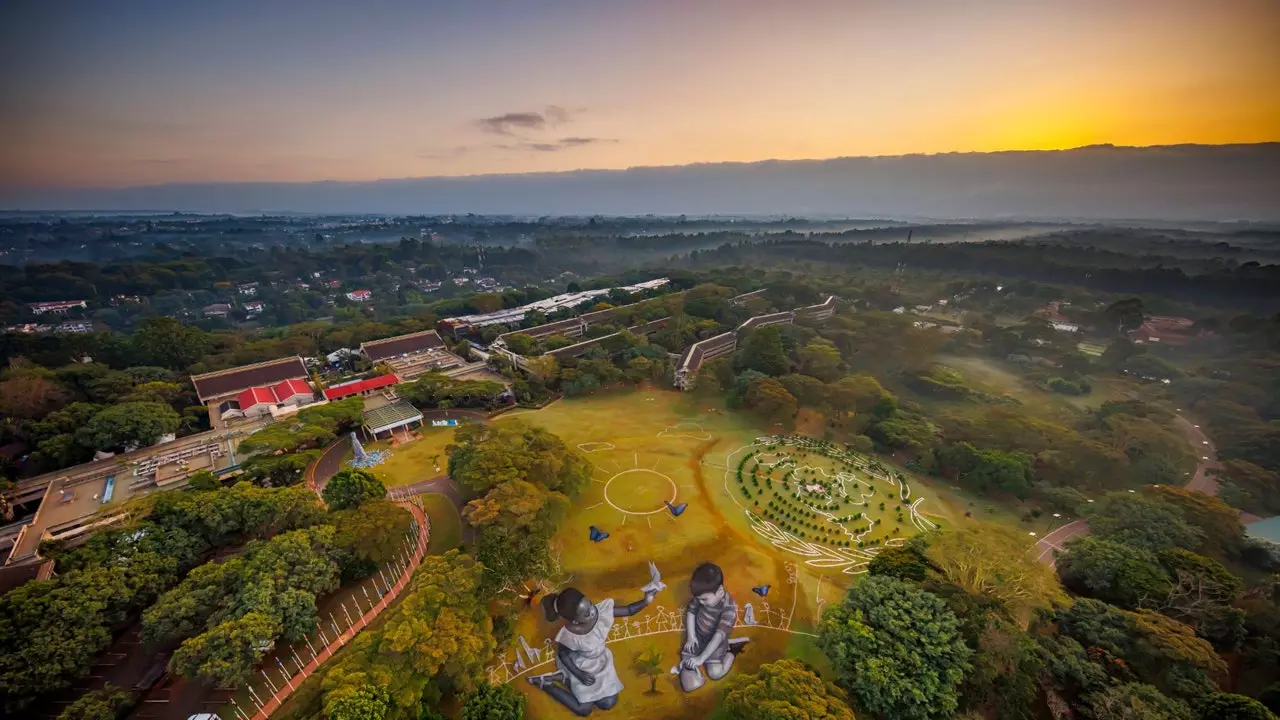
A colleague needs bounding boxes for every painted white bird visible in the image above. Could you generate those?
[640,561,666,594]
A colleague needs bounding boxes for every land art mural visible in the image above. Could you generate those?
[476,392,947,717]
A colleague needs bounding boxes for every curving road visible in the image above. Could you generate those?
[1033,413,1218,567]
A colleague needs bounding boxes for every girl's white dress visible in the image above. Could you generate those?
[554,598,624,703]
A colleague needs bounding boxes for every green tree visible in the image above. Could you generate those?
[721,658,856,720]
[744,377,799,426]
[185,469,221,492]
[130,316,212,370]
[76,401,180,451]
[323,469,387,510]
[867,543,933,582]
[819,576,971,720]
[1193,692,1277,720]
[320,551,496,714]
[168,612,279,686]
[1213,460,1280,516]
[1106,298,1146,333]
[1056,598,1225,697]
[925,523,1065,620]
[736,326,789,376]
[1157,548,1246,649]
[55,683,136,720]
[1083,683,1193,720]
[330,500,413,581]
[461,682,525,720]
[1148,486,1246,559]
[798,341,843,382]
[0,374,67,420]
[447,421,591,497]
[1088,493,1203,553]
[503,333,538,356]
[1057,537,1171,610]
[325,682,391,720]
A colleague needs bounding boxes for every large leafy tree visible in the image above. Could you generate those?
[0,373,67,420]
[323,469,387,510]
[798,341,843,382]
[868,543,933,582]
[325,682,391,720]
[55,683,135,720]
[743,376,799,426]
[1057,537,1172,610]
[1083,683,1194,720]
[145,526,340,685]
[1147,486,1246,559]
[321,551,496,714]
[1193,692,1277,720]
[925,523,1065,620]
[736,325,789,376]
[130,316,212,370]
[1088,492,1203,553]
[1056,598,1225,697]
[1157,548,1246,650]
[168,612,279,687]
[1213,460,1280,516]
[721,658,856,720]
[819,576,971,720]
[330,500,412,581]
[76,401,180,451]
[447,420,591,497]
[461,682,526,720]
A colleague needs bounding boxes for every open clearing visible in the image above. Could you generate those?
[361,426,458,487]
[483,389,952,718]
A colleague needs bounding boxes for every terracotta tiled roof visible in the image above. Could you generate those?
[190,357,308,401]
[360,330,445,362]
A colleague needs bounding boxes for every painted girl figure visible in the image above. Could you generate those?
[528,584,658,716]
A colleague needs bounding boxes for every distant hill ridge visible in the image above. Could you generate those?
[4,143,1278,220]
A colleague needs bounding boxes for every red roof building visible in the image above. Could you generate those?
[235,378,315,411]
[322,373,400,401]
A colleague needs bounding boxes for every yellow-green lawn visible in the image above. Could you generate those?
[362,426,458,487]
[487,389,957,718]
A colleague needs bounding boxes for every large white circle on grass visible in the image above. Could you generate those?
[604,469,679,515]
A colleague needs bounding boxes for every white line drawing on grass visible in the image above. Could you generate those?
[657,421,712,441]
[722,435,938,574]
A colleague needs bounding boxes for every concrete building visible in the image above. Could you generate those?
[360,330,462,379]
[191,356,310,404]
[323,373,400,401]
[55,320,94,334]
[226,378,316,420]
[27,300,86,315]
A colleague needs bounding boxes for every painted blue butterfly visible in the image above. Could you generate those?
[752,585,771,597]
[665,501,688,517]
[589,526,610,542]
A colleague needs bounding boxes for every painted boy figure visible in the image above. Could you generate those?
[679,563,748,692]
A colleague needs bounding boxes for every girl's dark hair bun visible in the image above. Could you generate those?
[541,593,560,622]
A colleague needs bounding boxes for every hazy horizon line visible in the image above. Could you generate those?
[9,141,1278,192]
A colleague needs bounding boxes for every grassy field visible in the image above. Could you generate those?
[362,426,458,487]
[1077,341,1107,356]
[487,389,955,719]
[934,354,1137,414]
[421,492,463,554]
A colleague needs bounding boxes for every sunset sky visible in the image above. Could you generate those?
[1,0,1277,188]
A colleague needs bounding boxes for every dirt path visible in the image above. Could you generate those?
[1033,412,1219,567]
